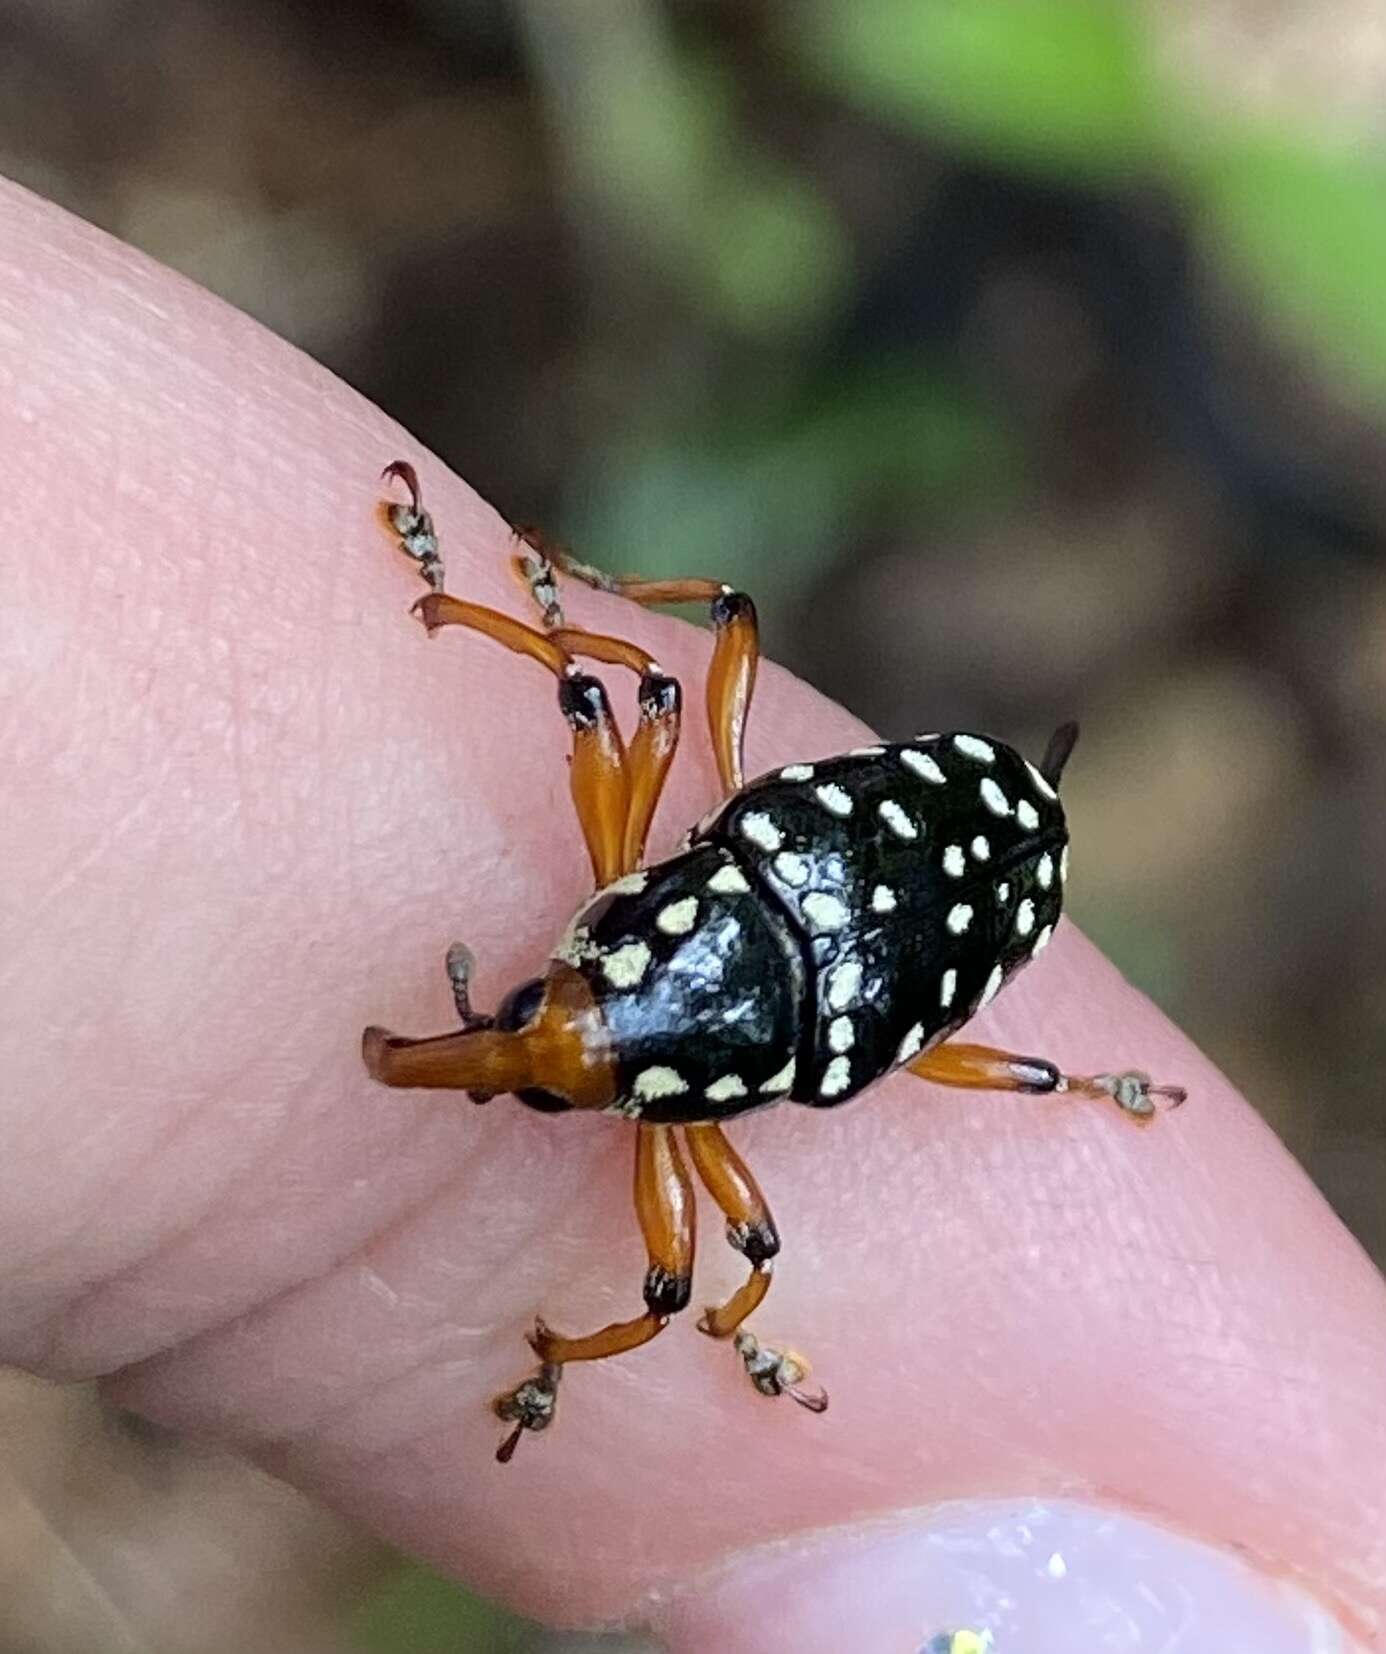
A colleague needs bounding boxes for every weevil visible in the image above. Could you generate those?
[362,462,1186,1464]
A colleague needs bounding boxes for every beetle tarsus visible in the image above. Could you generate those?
[512,534,567,631]
[1072,1069,1188,1122]
[492,1360,562,1464]
[732,1329,829,1414]
[382,459,445,592]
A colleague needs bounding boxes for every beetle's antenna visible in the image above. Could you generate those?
[1040,720,1080,787]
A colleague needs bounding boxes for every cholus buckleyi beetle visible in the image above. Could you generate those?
[363,462,1187,1464]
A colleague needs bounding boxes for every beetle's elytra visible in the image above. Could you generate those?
[363,461,1186,1464]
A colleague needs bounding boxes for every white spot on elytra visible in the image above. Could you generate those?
[656,896,698,936]
[1032,923,1054,957]
[971,835,990,861]
[1017,798,1040,832]
[953,734,996,763]
[879,799,918,840]
[1060,844,1070,883]
[940,968,957,1008]
[554,924,599,966]
[820,1056,852,1098]
[871,884,897,913]
[851,744,886,756]
[707,863,750,895]
[780,763,814,781]
[739,811,782,853]
[1027,759,1059,801]
[896,1022,924,1063]
[900,748,945,784]
[634,1065,687,1100]
[946,903,973,935]
[828,1016,855,1053]
[979,963,1004,1007]
[772,851,810,887]
[802,891,849,933]
[815,782,853,817]
[826,959,863,1012]
[603,871,648,896]
[760,1056,795,1095]
[997,881,1011,902]
[705,1073,748,1103]
[1037,852,1054,889]
[1016,898,1035,937]
[980,777,1012,817]
[601,940,651,989]
[942,844,965,878]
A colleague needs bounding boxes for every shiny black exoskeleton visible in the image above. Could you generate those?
[549,732,1067,1125]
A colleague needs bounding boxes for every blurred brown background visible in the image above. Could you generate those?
[3,0,1385,1648]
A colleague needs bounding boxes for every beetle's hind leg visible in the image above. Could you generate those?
[684,1123,828,1415]
[909,1041,1187,1125]
[492,1122,696,1463]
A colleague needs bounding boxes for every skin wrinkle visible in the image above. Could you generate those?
[4,177,1386,1636]
[31,1042,427,1374]
[107,1101,614,1448]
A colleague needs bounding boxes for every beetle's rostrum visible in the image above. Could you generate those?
[363,461,1187,1463]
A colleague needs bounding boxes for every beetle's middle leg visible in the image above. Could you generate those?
[492,1122,696,1462]
[684,1123,828,1413]
[909,1041,1187,1125]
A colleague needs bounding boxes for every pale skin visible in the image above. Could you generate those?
[1,175,1385,1641]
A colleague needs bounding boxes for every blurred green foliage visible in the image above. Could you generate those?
[1192,129,1386,399]
[347,1559,532,1652]
[552,0,1386,607]
[579,351,1009,628]
[798,0,1386,395]
[799,0,1156,179]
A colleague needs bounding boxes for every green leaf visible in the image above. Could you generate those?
[795,0,1156,180]
[1191,130,1386,401]
[346,1560,530,1652]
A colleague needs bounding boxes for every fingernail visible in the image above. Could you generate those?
[658,1498,1361,1653]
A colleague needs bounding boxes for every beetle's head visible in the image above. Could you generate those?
[362,962,616,1111]
[492,976,576,1113]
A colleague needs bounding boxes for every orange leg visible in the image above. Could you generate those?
[684,1123,827,1414]
[684,1122,777,1338]
[514,579,686,869]
[909,1041,1187,1125]
[514,536,759,797]
[494,1123,696,1462]
[382,466,635,889]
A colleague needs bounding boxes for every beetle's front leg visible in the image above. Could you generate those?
[684,1123,828,1414]
[492,1122,696,1463]
[512,536,760,797]
[909,1041,1187,1124]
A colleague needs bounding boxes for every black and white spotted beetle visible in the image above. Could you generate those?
[363,462,1187,1464]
